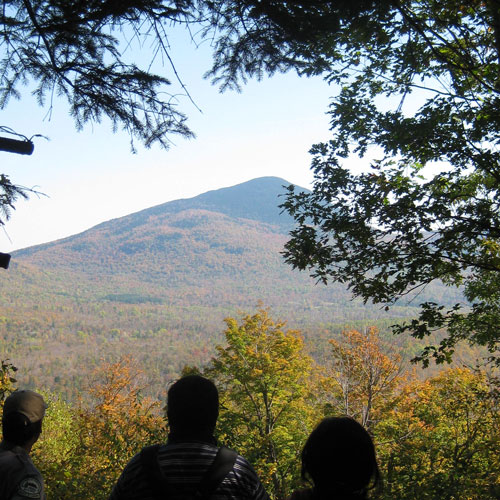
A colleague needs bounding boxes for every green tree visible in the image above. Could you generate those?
[205,307,318,500]
[278,0,500,366]
[30,393,80,499]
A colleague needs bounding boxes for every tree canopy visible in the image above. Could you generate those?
[3,309,499,499]
[1,0,198,150]
[1,0,387,149]
[204,307,317,499]
[278,0,500,366]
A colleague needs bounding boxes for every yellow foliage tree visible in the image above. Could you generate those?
[378,367,500,500]
[205,307,320,500]
[34,356,165,499]
[76,356,165,497]
[0,359,16,404]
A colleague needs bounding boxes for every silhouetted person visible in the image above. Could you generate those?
[289,417,380,500]
[0,390,47,499]
[108,375,270,500]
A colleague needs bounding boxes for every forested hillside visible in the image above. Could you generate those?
[1,309,497,500]
[0,178,465,398]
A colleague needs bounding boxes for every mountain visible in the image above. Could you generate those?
[10,177,310,305]
[120,175,298,229]
[17,176,295,260]
[0,177,464,399]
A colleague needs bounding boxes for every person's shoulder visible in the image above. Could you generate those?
[0,448,45,500]
[0,445,40,476]
[230,452,265,485]
[0,445,19,468]
[232,452,257,473]
[121,450,144,474]
[107,450,151,500]
[227,452,270,500]
[160,441,218,452]
[12,475,45,500]
[157,441,219,460]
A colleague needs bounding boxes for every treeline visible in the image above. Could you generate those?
[1,307,498,499]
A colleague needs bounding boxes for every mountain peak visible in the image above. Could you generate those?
[14,177,305,258]
[130,176,301,230]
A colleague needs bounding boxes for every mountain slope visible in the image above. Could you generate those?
[16,176,295,260]
[11,177,308,303]
[0,177,464,398]
[4,174,463,319]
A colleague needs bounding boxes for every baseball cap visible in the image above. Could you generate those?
[3,390,47,423]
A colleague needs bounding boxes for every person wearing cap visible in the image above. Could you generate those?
[0,389,47,500]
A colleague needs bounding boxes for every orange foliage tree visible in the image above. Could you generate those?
[34,356,166,499]
[324,327,405,432]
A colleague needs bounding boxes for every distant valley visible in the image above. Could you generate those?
[0,177,464,398]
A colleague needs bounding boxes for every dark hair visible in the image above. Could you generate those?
[167,375,219,437]
[2,412,43,446]
[301,417,380,500]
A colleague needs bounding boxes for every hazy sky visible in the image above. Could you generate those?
[1,25,338,253]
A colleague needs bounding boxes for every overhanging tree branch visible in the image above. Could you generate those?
[0,136,34,154]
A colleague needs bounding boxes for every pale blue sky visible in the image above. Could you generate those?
[1,25,336,252]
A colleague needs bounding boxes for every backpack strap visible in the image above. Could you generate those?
[140,444,171,498]
[140,445,238,500]
[196,446,238,499]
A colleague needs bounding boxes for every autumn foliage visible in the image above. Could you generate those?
[324,327,404,432]
[1,308,498,499]
[31,357,166,499]
[205,308,319,499]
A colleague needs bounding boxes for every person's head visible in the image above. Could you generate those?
[301,417,380,500]
[167,375,219,440]
[1,390,47,449]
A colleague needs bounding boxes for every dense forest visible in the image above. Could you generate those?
[0,182,493,499]
[0,178,467,399]
[1,307,498,499]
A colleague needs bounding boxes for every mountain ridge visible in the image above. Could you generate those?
[15,176,297,259]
